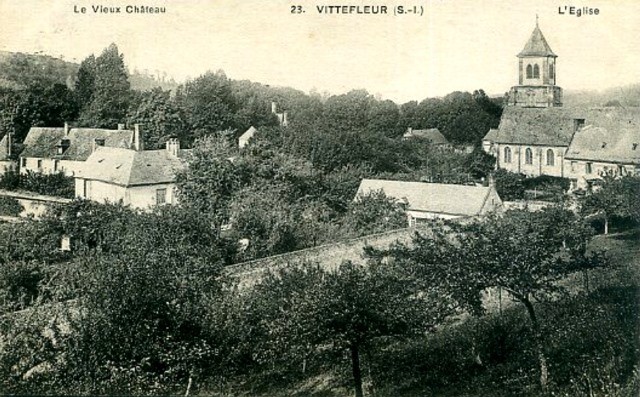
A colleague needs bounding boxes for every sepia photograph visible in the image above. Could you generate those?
[0,0,639,395]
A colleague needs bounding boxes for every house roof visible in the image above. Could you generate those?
[564,109,640,163]
[20,127,66,158]
[21,127,133,161]
[518,24,556,57]
[77,147,186,186]
[483,107,577,147]
[238,126,257,147]
[355,179,497,217]
[60,128,132,160]
[404,128,449,145]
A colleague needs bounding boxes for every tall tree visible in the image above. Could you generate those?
[78,44,131,128]
[74,54,96,111]
[127,88,187,149]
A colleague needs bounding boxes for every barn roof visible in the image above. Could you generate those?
[355,179,499,217]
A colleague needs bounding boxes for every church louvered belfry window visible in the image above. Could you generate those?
[533,64,540,78]
[526,64,533,79]
[525,148,533,164]
[549,64,555,79]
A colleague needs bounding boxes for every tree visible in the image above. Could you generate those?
[343,189,408,236]
[493,169,525,201]
[579,175,636,234]
[446,208,602,390]
[174,134,239,237]
[78,44,131,128]
[174,71,237,139]
[127,88,187,149]
[74,55,96,111]
[248,260,447,397]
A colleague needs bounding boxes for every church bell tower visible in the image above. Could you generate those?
[508,18,563,108]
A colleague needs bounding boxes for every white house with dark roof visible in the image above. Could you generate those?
[355,179,503,226]
[19,123,140,176]
[563,109,640,188]
[74,138,187,209]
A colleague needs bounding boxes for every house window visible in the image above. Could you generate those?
[533,64,540,78]
[570,161,577,172]
[53,160,59,172]
[526,64,533,79]
[37,159,42,170]
[525,148,533,165]
[586,162,593,174]
[546,149,555,166]
[504,147,512,163]
[156,188,167,205]
[21,158,26,167]
[633,143,638,150]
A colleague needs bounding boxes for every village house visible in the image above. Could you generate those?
[355,178,503,226]
[563,108,640,188]
[74,138,188,209]
[19,123,138,176]
[403,127,449,146]
[238,126,258,149]
[482,21,640,186]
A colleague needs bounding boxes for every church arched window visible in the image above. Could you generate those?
[504,147,512,163]
[549,63,555,80]
[526,64,533,79]
[533,64,540,78]
[525,148,533,165]
[546,149,555,166]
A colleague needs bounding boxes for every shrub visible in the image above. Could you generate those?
[0,196,23,216]
[493,169,525,201]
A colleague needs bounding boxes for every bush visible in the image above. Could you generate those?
[0,169,74,198]
[0,196,23,216]
[493,169,525,201]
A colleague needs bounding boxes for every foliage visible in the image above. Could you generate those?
[78,44,132,128]
[579,175,640,234]
[343,189,408,236]
[245,260,449,397]
[175,135,239,236]
[0,169,74,198]
[0,196,23,216]
[127,87,187,149]
[493,169,526,201]
[464,145,496,179]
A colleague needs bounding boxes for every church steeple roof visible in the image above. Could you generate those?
[518,23,556,57]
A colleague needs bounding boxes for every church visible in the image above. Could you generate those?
[482,20,640,189]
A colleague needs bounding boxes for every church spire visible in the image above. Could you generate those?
[518,21,556,57]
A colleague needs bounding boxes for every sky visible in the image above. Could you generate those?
[1,0,639,103]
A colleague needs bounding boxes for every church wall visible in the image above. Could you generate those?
[494,143,566,177]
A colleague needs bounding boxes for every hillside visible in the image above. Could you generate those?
[0,50,178,92]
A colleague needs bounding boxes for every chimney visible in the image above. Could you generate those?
[488,173,496,188]
[91,138,105,153]
[133,124,144,151]
[282,111,288,127]
[64,122,70,136]
[271,101,277,114]
[117,123,125,130]
[4,132,11,158]
[573,118,585,132]
[165,138,180,157]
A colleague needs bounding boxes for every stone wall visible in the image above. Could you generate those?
[224,224,438,288]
